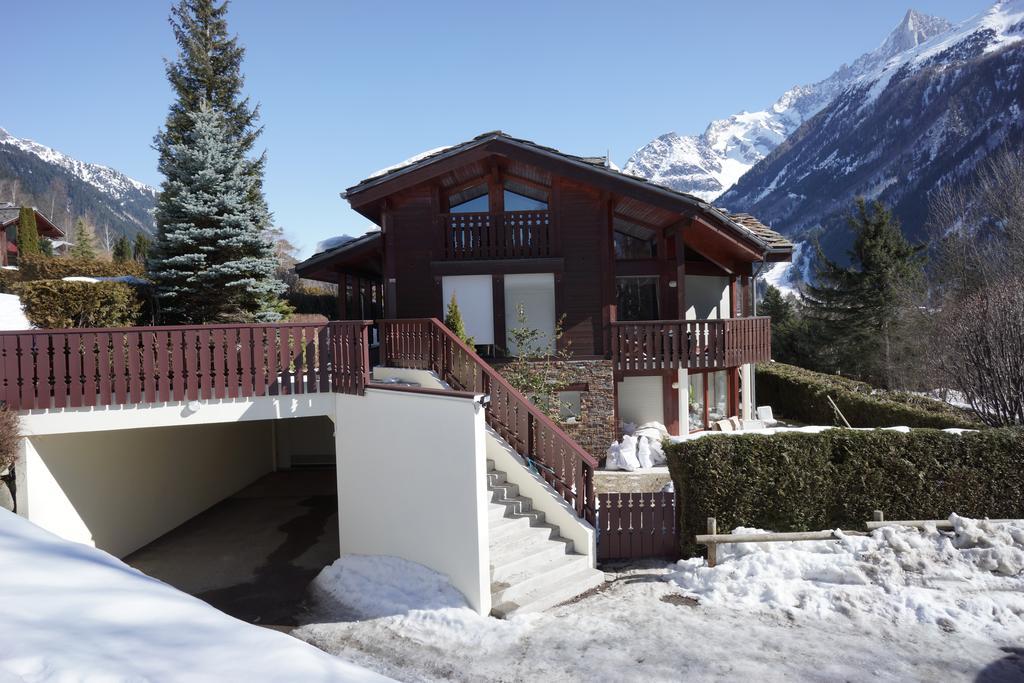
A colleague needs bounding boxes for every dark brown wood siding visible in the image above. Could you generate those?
[554,181,605,356]
[389,186,440,319]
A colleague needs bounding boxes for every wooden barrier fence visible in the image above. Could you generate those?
[0,320,372,410]
[597,491,678,561]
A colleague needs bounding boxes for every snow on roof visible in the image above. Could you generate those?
[366,145,454,180]
[0,509,393,682]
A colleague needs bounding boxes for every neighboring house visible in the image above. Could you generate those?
[0,203,66,265]
[296,131,793,449]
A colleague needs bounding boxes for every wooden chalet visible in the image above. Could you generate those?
[297,132,793,449]
[0,203,66,266]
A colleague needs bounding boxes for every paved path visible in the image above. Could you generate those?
[125,469,338,626]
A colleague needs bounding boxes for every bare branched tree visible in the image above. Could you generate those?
[929,148,1024,425]
[936,282,1024,426]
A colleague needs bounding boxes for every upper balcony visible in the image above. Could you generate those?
[610,317,771,372]
[440,210,552,260]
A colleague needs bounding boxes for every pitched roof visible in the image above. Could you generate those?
[0,203,66,238]
[295,230,382,281]
[726,213,793,251]
[343,132,792,257]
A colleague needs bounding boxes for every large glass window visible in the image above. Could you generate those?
[449,184,489,213]
[613,220,657,259]
[688,373,706,432]
[688,370,730,430]
[504,189,547,211]
[616,276,659,321]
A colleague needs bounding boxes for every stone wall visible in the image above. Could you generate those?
[491,358,616,460]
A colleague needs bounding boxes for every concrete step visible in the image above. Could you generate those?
[489,532,574,575]
[488,481,520,502]
[491,553,593,606]
[490,567,605,618]
[488,516,556,546]
[486,470,507,486]
[488,493,535,517]
[487,458,496,472]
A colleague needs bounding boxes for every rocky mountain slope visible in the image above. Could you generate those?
[623,10,952,202]
[720,0,1024,258]
[0,127,156,239]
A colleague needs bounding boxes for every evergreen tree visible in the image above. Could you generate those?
[16,207,41,258]
[803,198,926,387]
[444,293,474,346]
[132,232,152,264]
[40,238,54,258]
[112,235,133,262]
[152,107,282,323]
[70,218,98,259]
[152,0,282,322]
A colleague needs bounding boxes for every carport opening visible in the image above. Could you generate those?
[107,415,339,626]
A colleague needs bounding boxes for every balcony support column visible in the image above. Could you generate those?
[674,227,687,319]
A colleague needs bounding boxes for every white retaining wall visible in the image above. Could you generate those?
[334,386,491,615]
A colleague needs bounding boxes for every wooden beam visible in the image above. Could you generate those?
[675,230,686,319]
[493,274,506,353]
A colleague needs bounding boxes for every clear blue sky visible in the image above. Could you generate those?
[7,0,992,256]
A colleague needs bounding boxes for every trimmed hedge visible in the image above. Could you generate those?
[14,280,142,329]
[18,255,144,281]
[0,269,19,294]
[666,428,1024,556]
[756,362,979,429]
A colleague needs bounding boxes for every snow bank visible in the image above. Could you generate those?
[0,293,30,330]
[671,515,1024,635]
[61,275,150,285]
[312,555,469,619]
[0,510,393,682]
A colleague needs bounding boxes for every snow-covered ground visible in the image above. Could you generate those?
[0,510,392,682]
[0,292,31,330]
[296,527,1024,682]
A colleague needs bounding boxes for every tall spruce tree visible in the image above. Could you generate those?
[70,219,98,259]
[803,198,926,387]
[132,232,152,264]
[153,107,281,323]
[16,207,41,258]
[152,0,282,322]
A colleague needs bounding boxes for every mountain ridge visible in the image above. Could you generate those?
[622,9,953,202]
[0,126,156,240]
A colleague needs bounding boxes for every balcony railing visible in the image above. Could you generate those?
[611,317,771,372]
[0,321,372,411]
[440,210,552,260]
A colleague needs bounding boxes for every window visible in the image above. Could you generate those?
[616,276,660,321]
[503,189,547,211]
[614,220,657,259]
[688,370,730,430]
[558,391,582,423]
[441,275,494,345]
[688,373,706,431]
[448,184,489,213]
[505,273,556,355]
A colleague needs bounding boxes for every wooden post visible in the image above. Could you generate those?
[873,510,884,523]
[675,227,687,319]
[706,517,718,567]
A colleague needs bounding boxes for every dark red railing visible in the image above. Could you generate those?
[440,210,552,260]
[611,317,771,372]
[597,491,678,561]
[0,321,372,410]
[379,318,598,524]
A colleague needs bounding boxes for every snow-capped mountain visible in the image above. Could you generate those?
[720,0,1024,258]
[0,127,156,237]
[623,10,952,201]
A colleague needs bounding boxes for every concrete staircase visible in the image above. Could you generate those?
[487,459,604,618]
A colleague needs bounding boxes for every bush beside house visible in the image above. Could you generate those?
[14,280,142,328]
[18,255,144,281]
[756,362,979,429]
[666,428,1024,557]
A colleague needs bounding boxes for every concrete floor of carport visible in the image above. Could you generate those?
[124,469,339,627]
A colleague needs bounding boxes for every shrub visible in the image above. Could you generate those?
[0,269,19,294]
[18,254,144,281]
[0,408,19,474]
[666,428,1024,556]
[14,280,142,328]
[285,287,335,319]
[756,362,979,429]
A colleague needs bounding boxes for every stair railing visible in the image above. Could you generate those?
[379,318,597,525]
